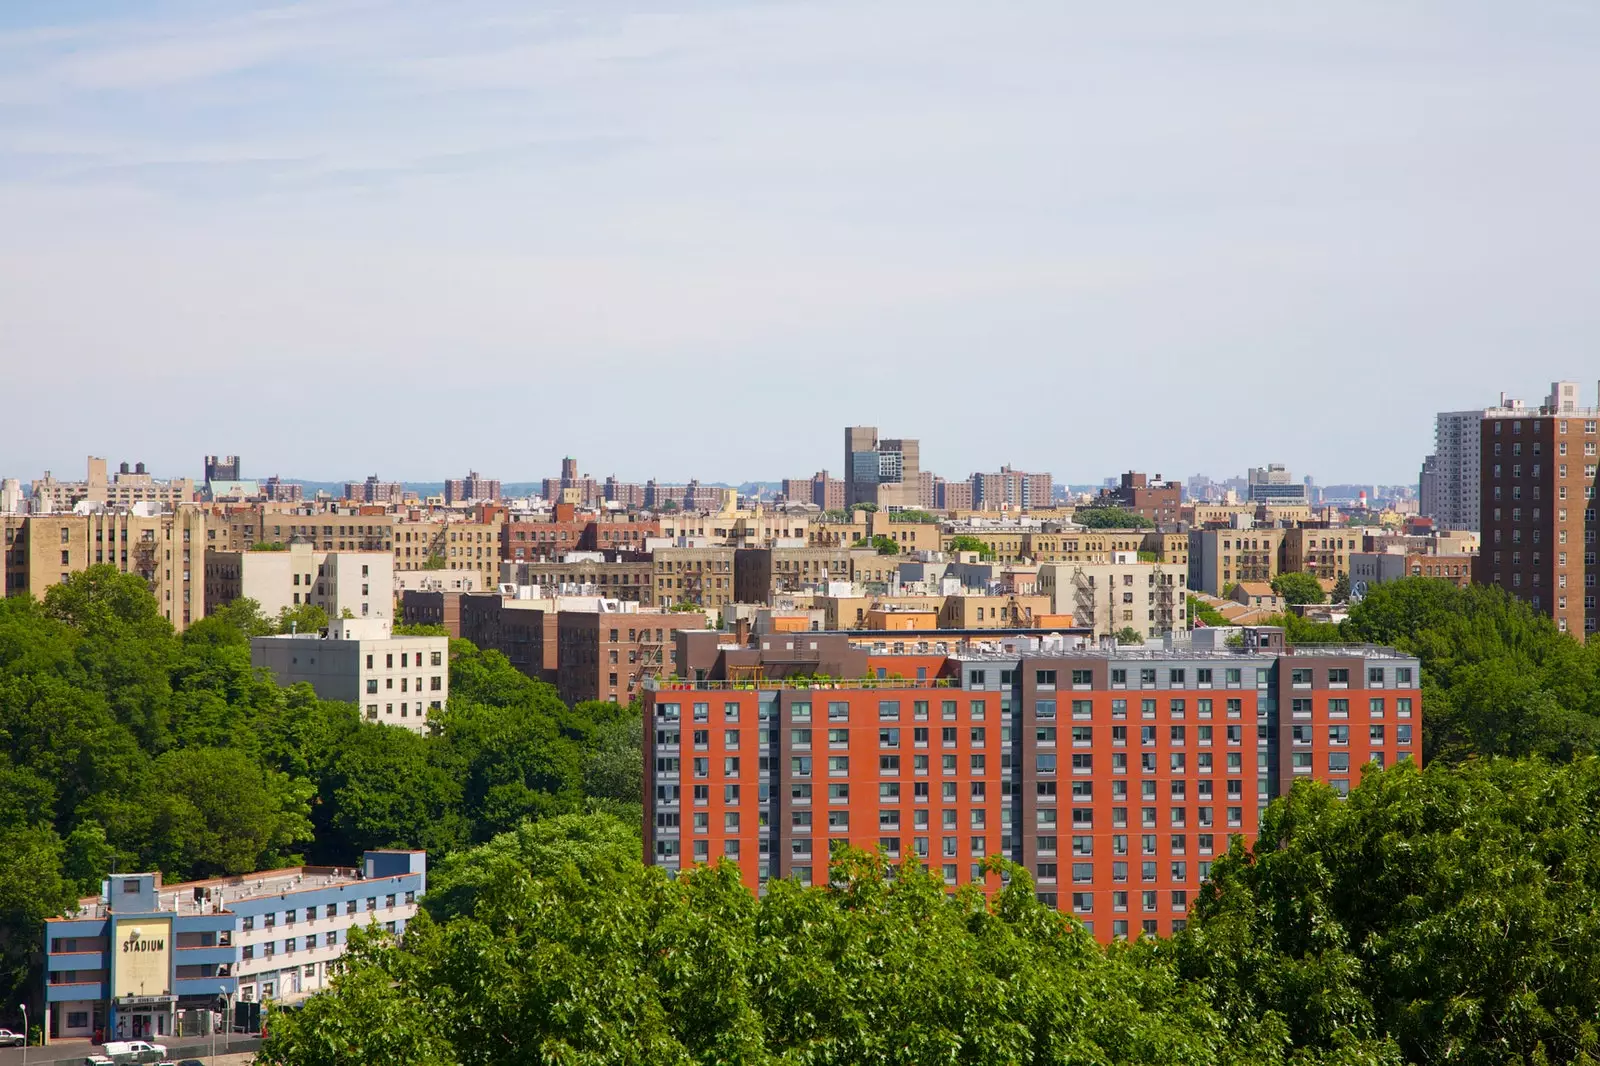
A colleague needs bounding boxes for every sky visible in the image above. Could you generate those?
[4,0,1600,487]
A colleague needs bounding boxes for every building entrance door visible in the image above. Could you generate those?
[132,1013,150,1039]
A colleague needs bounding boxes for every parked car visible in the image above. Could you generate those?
[0,1028,24,1047]
[85,1040,169,1064]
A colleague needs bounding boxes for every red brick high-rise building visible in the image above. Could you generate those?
[643,626,1420,941]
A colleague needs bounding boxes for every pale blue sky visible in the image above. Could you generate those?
[4,1,1599,486]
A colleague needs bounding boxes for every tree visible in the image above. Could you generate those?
[1074,506,1153,530]
[1113,626,1144,645]
[945,534,995,559]
[420,554,448,570]
[94,747,315,879]
[249,541,289,551]
[422,812,641,923]
[1178,758,1600,1066]
[1332,572,1351,602]
[848,501,878,514]
[1271,571,1325,605]
[276,602,328,634]
[262,847,1286,1066]
[393,623,449,637]
[890,509,938,524]
[853,534,900,555]
[1188,595,1232,628]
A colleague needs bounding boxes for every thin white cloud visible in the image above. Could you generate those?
[3,0,1600,481]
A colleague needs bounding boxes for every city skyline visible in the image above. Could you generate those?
[6,3,1600,482]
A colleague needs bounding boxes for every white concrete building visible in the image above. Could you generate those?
[1037,552,1186,640]
[250,618,447,733]
[206,540,393,622]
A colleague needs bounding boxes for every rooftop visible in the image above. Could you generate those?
[51,854,421,921]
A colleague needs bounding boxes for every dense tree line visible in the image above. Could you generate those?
[0,566,640,1011]
[261,757,1600,1066]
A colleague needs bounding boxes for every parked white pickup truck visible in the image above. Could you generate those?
[84,1039,169,1065]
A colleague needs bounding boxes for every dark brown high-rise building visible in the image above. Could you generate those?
[1473,381,1590,637]
[1095,472,1181,525]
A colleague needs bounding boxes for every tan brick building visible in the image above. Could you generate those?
[3,506,207,628]
[653,546,737,612]
[1280,527,1358,583]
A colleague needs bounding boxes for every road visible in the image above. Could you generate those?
[0,1034,260,1066]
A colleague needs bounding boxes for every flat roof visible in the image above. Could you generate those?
[49,852,424,922]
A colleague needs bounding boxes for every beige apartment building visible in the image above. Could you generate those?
[2,506,207,628]
[1021,530,1188,566]
[1187,528,1288,596]
[1037,555,1187,639]
[1280,527,1358,583]
[31,457,196,513]
[205,540,394,621]
[391,513,504,588]
[939,527,1028,563]
[653,545,737,613]
[808,511,941,554]
[208,506,397,553]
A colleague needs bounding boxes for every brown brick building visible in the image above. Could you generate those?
[1095,472,1182,526]
[1475,396,1593,636]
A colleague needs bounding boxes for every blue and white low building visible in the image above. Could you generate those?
[43,849,426,1043]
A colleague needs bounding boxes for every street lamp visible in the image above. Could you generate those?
[17,1003,26,1066]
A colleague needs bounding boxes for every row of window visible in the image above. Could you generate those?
[239,892,413,931]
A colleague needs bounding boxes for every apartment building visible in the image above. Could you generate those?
[250,618,448,733]
[1247,464,1309,506]
[1187,528,1287,596]
[642,627,1421,942]
[1474,384,1600,635]
[555,609,705,705]
[733,547,879,603]
[1280,527,1358,583]
[1350,551,1475,593]
[209,508,395,554]
[501,556,655,604]
[205,541,393,621]
[456,590,702,702]
[443,471,501,505]
[458,592,560,680]
[1037,555,1187,639]
[2,506,207,629]
[1093,472,1181,525]
[31,457,196,513]
[42,851,425,1041]
[809,511,941,554]
[503,508,660,562]
[653,545,737,612]
[1022,531,1187,567]
[399,589,468,637]
[971,467,1054,512]
[344,476,405,504]
[844,427,922,510]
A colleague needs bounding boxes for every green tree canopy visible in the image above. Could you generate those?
[1178,757,1600,1066]
[1073,506,1153,529]
[262,843,1286,1066]
[1271,570,1326,604]
[945,534,995,559]
[276,601,328,634]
